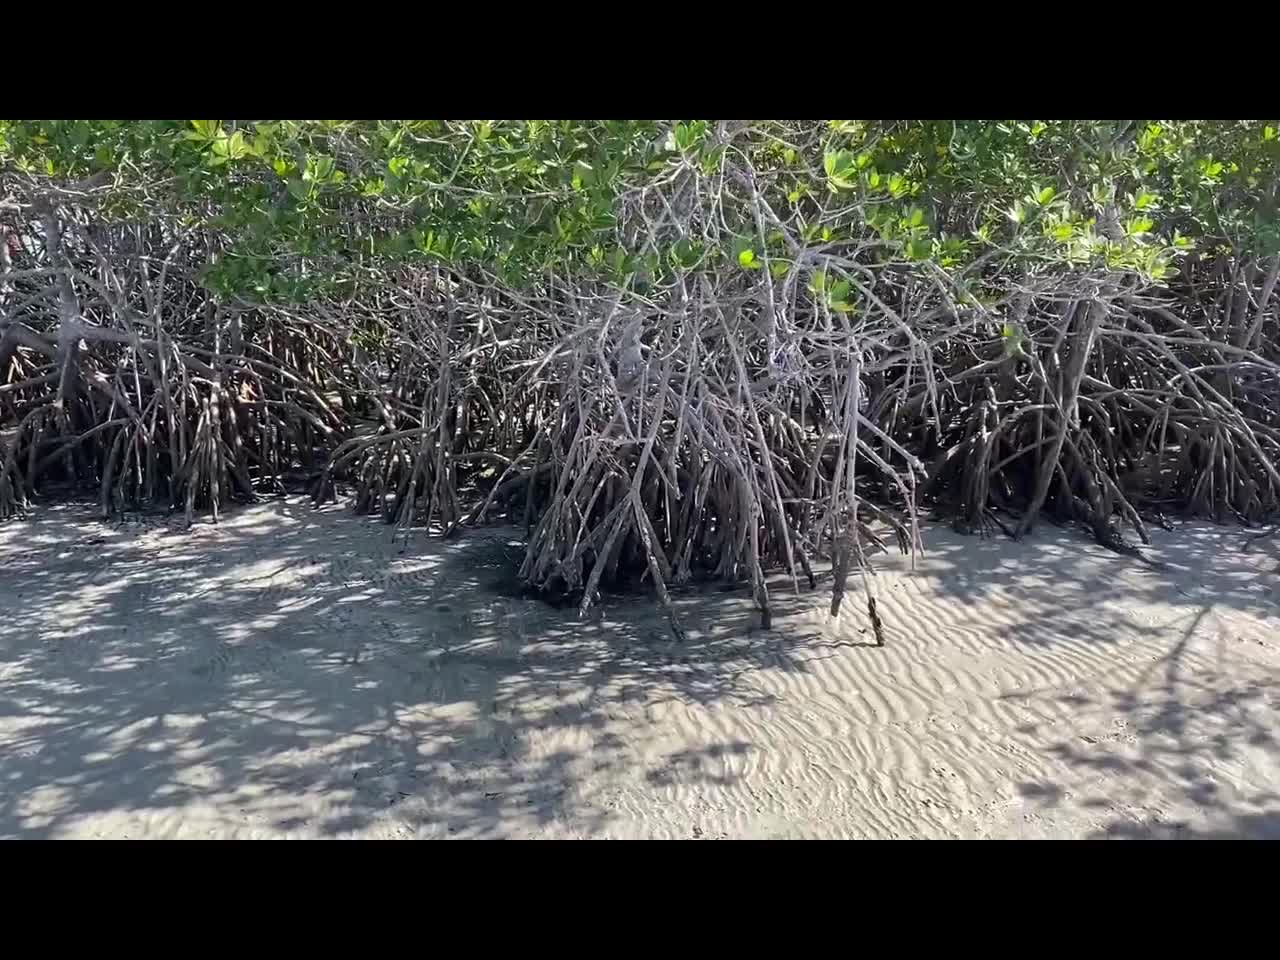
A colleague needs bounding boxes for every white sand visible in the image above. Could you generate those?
[2,496,1278,839]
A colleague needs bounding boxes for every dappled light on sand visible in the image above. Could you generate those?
[3,497,1278,838]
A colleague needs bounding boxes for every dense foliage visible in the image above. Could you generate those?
[2,120,1277,633]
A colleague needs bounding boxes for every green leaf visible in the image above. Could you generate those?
[1036,186,1056,205]
[226,130,248,160]
[669,121,707,155]
[670,239,703,269]
[824,150,857,189]
[905,238,931,261]
[738,248,759,268]
[1001,322,1025,357]
[188,120,221,141]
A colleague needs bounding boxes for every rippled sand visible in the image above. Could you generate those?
[3,497,1278,839]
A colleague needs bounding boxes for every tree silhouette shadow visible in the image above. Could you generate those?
[908,520,1280,840]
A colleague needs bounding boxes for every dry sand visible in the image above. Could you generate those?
[2,496,1278,839]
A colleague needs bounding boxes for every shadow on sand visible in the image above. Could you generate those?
[1,497,1277,838]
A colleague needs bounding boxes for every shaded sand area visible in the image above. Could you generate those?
[2,496,1278,839]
